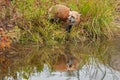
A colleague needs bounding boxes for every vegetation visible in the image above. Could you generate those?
[0,0,117,45]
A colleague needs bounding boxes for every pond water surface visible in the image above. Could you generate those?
[0,36,120,80]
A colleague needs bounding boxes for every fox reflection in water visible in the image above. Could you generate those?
[53,54,78,71]
[64,42,78,71]
[53,33,79,71]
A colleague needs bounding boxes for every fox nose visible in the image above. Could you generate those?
[67,60,73,68]
[68,16,75,24]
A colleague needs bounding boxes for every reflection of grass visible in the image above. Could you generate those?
[0,39,113,79]
[6,0,116,44]
[13,39,110,69]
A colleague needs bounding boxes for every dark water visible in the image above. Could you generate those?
[0,37,120,80]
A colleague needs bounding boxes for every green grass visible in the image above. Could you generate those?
[7,0,117,44]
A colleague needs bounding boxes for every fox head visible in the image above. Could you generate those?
[67,11,81,25]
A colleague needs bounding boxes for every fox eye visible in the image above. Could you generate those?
[69,15,74,18]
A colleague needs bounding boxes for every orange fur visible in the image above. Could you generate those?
[48,4,70,21]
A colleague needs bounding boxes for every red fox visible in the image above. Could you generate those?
[48,4,81,33]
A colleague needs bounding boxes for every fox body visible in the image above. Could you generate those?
[48,4,81,32]
[48,4,70,21]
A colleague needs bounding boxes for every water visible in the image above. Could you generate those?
[3,62,120,80]
[0,37,120,80]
